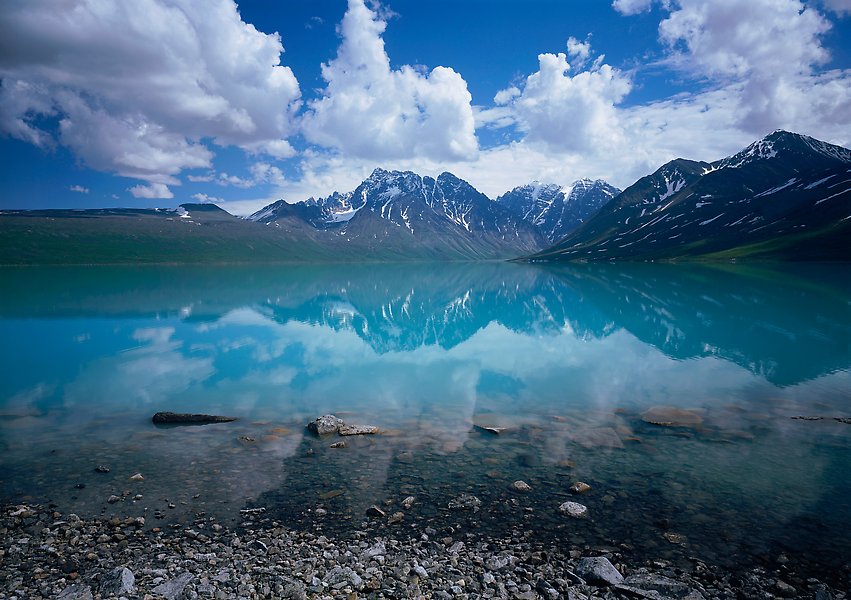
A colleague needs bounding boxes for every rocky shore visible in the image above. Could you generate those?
[1,503,845,600]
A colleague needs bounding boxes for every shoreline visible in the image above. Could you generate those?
[2,503,845,599]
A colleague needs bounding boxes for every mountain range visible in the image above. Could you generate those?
[1,130,849,264]
[531,130,851,261]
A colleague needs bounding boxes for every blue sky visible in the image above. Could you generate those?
[1,0,850,214]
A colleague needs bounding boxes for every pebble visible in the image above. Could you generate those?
[558,501,588,518]
[510,480,532,492]
[569,481,592,494]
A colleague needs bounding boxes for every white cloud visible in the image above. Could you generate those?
[0,0,300,188]
[301,0,478,162]
[566,36,593,68]
[492,44,632,154]
[191,192,224,203]
[69,184,89,194]
[822,0,851,14]
[612,0,656,15]
[657,0,839,134]
[129,182,174,199]
[249,162,287,186]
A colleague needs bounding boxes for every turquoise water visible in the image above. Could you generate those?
[1,262,850,577]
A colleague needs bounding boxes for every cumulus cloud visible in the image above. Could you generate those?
[656,0,842,133]
[612,0,656,15]
[0,0,300,192]
[129,183,174,199]
[301,0,478,162]
[492,41,632,153]
[69,185,89,194]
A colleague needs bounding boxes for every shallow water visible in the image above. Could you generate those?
[1,262,850,577]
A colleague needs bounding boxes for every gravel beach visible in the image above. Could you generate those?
[1,502,846,600]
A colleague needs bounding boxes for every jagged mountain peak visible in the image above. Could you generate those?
[717,130,851,170]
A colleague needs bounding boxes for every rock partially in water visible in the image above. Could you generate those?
[99,566,135,596]
[641,406,704,428]
[57,584,93,600]
[129,473,144,481]
[307,414,345,436]
[475,424,508,434]
[339,424,379,436]
[834,417,851,425]
[558,501,588,518]
[575,556,624,586]
[329,440,346,448]
[791,416,823,421]
[107,495,121,504]
[569,482,592,494]
[402,496,415,509]
[510,480,532,492]
[152,412,237,425]
[152,572,194,600]
[95,465,110,473]
[388,511,404,524]
[449,493,482,511]
[366,505,386,518]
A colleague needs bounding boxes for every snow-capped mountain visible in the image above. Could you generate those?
[496,178,620,243]
[250,169,546,260]
[532,131,851,261]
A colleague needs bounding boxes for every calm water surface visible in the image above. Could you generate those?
[1,262,850,578]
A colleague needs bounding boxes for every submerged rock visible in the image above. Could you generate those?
[339,424,379,436]
[575,556,624,586]
[152,412,237,425]
[558,501,588,518]
[449,493,482,511]
[307,414,345,436]
[641,406,703,428]
[569,481,592,494]
[511,480,532,492]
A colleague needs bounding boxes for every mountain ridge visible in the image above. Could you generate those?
[529,130,851,262]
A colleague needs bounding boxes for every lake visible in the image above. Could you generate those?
[1,262,850,582]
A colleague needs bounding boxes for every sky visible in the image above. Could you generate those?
[1,0,850,215]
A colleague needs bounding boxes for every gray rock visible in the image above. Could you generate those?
[307,414,344,435]
[99,566,135,596]
[362,541,386,559]
[57,585,93,600]
[339,424,379,435]
[536,578,559,599]
[402,496,415,509]
[485,554,515,571]
[575,556,624,586]
[152,572,194,600]
[558,501,588,518]
[449,493,482,511]
[510,480,532,492]
[775,580,797,598]
[325,565,363,589]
